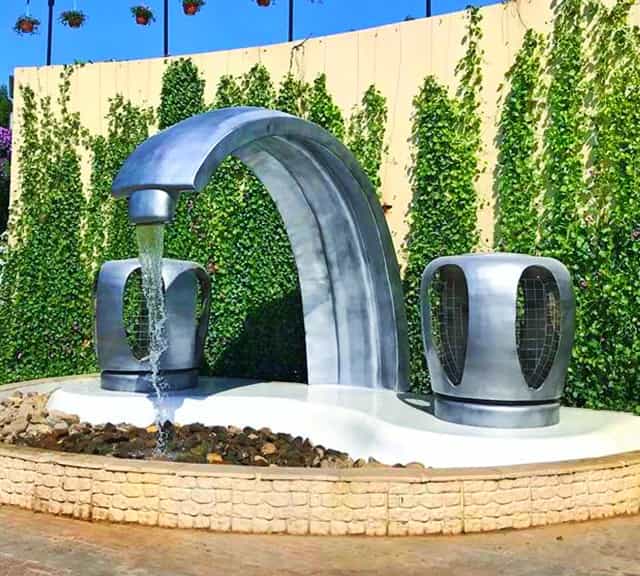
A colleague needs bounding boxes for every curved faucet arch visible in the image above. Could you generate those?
[112,107,408,391]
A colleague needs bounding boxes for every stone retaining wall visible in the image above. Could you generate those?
[1,444,639,536]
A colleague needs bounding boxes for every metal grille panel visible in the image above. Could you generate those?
[516,266,561,389]
[123,270,150,360]
[429,265,468,385]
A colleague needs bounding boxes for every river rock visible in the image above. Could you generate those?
[206,452,224,464]
[8,417,28,435]
[260,442,277,456]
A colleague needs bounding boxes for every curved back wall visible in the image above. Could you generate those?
[14,1,638,259]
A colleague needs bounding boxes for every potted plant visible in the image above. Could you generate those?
[59,10,86,28]
[14,15,40,35]
[256,0,272,6]
[131,5,155,25]
[183,0,205,15]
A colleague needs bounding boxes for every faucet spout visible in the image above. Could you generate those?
[128,189,178,225]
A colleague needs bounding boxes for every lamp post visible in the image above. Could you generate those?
[426,0,432,17]
[288,0,294,42]
[164,0,169,56]
[46,0,55,65]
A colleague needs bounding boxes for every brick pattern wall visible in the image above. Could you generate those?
[1,445,638,536]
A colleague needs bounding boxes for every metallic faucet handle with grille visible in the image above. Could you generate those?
[95,259,211,393]
[420,253,575,428]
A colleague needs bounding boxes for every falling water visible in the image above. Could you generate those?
[136,224,169,451]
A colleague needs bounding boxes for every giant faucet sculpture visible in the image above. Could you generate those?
[112,107,410,392]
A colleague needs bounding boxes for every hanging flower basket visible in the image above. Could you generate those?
[183,0,205,15]
[14,15,40,35]
[256,0,272,6]
[60,10,86,28]
[131,5,155,26]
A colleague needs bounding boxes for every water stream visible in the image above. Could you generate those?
[136,224,169,451]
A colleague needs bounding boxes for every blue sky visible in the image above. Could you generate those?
[0,0,497,89]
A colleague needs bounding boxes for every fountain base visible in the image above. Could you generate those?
[29,375,640,469]
[433,394,560,428]
[101,369,199,393]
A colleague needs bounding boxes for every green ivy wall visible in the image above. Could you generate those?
[3,1,640,414]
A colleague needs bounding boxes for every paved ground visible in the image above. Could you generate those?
[0,507,638,576]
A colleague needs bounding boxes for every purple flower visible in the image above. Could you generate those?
[0,127,11,158]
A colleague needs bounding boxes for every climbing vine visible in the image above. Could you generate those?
[540,0,586,260]
[308,74,345,140]
[494,30,544,253]
[404,6,483,392]
[562,0,640,413]
[158,58,205,130]
[346,86,388,194]
[0,67,94,384]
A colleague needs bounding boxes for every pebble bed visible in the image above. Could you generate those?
[0,391,423,470]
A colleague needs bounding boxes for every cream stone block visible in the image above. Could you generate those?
[177,476,197,489]
[216,489,231,503]
[388,521,408,536]
[389,507,410,522]
[408,521,426,536]
[194,515,211,529]
[139,511,159,526]
[143,484,159,498]
[265,492,290,507]
[211,517,231,532]
[332,506,353,522]
[232,517,252,533]
[348,521,366,535]
[243,491,262,506]
[370,493,386,507]
[255,503,275,520]
[159,499,180,514]
[310,506,332,522]
[443,519,464,534]
[122,483,143,498]
[93,470,114,482]
[233,503,256,519]
[192,489,214,504]
[287,519,309,535]
[92,507,109,521]
[345,494,369,509]
[215,502,232,516]
[51,488,66,502]
[178,514,195,529]
[389,483,413,494]
[181,500,200,516]
[291,492,308,506]
[124,510,139,523]
[108,508,125,522]
[310,520,330,535]
[330,520,348,536]
[196,477,216,490]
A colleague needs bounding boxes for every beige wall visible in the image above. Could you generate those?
[9,1,640,258]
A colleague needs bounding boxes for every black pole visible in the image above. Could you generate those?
[47,0,55,66]
[288,0,294,42]
[164,0,169,57]
[426,0,432,17]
